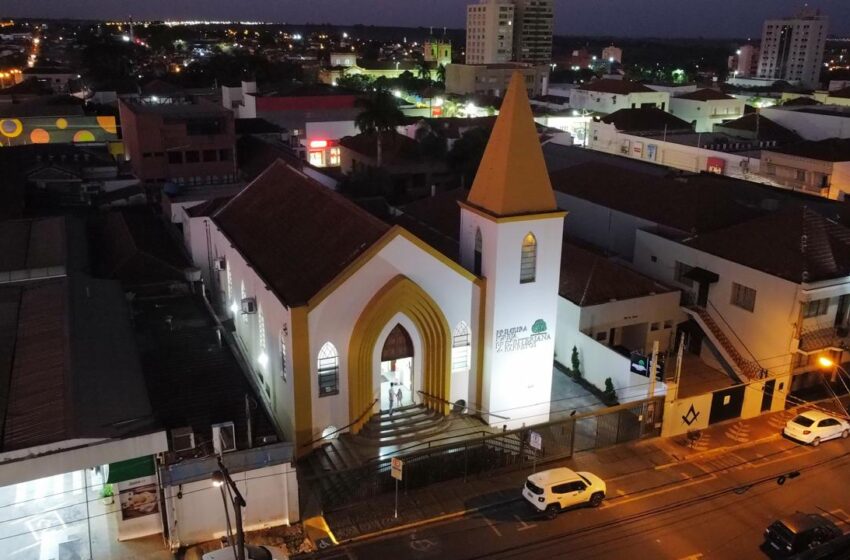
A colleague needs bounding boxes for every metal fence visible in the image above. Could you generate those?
[299,397,663,512]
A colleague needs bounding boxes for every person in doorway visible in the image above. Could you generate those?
[396,386,403,407]
[388,382,395,415]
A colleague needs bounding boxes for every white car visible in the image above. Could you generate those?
[522,467,606,519]
[202,544,289,560]
[783,410,850,446]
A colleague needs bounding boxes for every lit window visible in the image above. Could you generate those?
[318,342,339,397]
[803,298,829,318]
[520,232,537,284]
[226,264,233,304]
[328,147,340,166]
[308,150,324,167]
[279,328,287,383]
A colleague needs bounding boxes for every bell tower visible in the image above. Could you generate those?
[460,72,566,429]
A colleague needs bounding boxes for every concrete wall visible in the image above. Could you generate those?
[759,150,836,197]
[588,121,763,182]
[164,462,299,549]
[569,89,670,114]
[633,229,800,377]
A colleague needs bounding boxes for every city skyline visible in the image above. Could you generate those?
[4,0,850,38]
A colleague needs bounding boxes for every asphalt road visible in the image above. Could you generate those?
[316,436,850,560]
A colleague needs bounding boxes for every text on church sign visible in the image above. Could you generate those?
[496,319,550,352]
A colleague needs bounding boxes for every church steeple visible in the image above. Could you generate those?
[466,71,557,217]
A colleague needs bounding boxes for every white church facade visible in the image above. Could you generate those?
[182,73,566,452]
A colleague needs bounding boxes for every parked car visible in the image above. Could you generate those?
[762,513,842,556]
[202,544,289,560]
[522,467,606,519]
[782,410,850,446]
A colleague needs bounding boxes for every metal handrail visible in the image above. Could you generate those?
[704,301,763,369]
[416,390,510,421]
[300,394,379,449]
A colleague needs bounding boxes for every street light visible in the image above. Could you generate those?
[816,356,850,417]
[211,459,247,560]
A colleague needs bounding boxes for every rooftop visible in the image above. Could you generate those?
[578,79,655,95]
[0,216,66,275]
[213,160,390,306]
[679,205,850,284]
[675,88,736,101]
[339,131,424,165]
[120,97,231,118]
[713,113,801,143]
[765,138,850,162]
[829,87,850,100]
[600,107,692,133]
[559,239,675,306]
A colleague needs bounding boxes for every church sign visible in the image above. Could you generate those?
[496,319,551,353]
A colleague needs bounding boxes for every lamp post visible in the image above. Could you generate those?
[816,356,850,417]
[212,459,247,560]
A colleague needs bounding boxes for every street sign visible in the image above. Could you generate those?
[391,457,404,481]
[529,431,543,451]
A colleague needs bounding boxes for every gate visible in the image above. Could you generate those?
[708,385,745,424]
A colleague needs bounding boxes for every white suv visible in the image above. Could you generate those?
[522,467,606,519]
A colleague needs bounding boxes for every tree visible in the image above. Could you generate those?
[354,90,405,167]
[571,346,582,379]
[416,59,432,81]
[436,64,447,84]
[603,378,618,405]
[414,126,448,159]
[447,126,491,188]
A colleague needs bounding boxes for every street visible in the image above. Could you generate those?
[315,435,850,559]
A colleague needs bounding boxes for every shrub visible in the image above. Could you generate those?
[571,346,581,379]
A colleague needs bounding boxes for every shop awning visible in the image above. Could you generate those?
[106,455,156,484]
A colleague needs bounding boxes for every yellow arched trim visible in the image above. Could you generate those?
[348,275,451,432]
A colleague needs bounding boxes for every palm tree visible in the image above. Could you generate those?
[354,90,405,167]
[416,59,432,81]
[436,64,446,84]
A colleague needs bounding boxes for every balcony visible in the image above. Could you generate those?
[798,325,850,354]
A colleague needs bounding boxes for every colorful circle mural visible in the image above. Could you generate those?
[96,115,118,134]
[30,128,50,144]
[73,130,96,143]
[0,118,23,138]
[55,118,68,130]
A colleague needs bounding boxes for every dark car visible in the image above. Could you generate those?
[762,513,842,557]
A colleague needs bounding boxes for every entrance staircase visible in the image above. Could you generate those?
[353,404,449,446]
[684,306,765,381]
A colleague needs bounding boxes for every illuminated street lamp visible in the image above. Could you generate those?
[816,356,850,416]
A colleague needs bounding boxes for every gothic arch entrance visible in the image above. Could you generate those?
[380,324,414,410]
[348,275,452,432]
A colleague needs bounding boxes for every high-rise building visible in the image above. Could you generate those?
[465,0,515,64]
[512,0,554,64]
[729,44,760,77]
[602,45,622,64]
[757,9,828,89]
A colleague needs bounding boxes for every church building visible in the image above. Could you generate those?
[183,72,566,452]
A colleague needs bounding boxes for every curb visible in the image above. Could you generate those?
[340,496,522,545]
[655,433,783,469]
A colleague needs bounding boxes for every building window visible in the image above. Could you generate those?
[803,298,829,318]
[279,329,287,383]
[731,282,757,312]
[520,232,537,284]
[167,151,183,164]
[675,261,694,287]
[452,321,471,371]
[318,342,339,396]
[257,306,270,400]
[664,319,673,329]
[328,147,340,166]
[185,150,200,163]
[595,331,607,341]
[219,149,232,162]
[226,263,233,304]
[474,228,483,276]
[203,149,217,162]
[650,322,660,331]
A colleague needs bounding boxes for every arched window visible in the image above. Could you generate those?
[279,328,287,383]
[257,306,271,400]
[520,232,537,284]
[452,321,471,371]
[317,342,339,397]
[474,228,483,276]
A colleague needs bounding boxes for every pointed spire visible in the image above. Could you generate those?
[466,72,557,217]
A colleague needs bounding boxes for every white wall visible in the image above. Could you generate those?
[308,232,478,438]
[569,89,670,114]
[760,106,850,141]
[588,121,764,182]
[459,209,563,429]
[668,97,745,133]
[164,462,299,549]
[633,229,799,376]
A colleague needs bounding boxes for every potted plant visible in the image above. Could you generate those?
[100,484,114,505]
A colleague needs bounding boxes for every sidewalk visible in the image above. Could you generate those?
[316,400,840,546]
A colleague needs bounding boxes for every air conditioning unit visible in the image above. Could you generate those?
[241,297,257,314]
[212,422,237,455]
[214,257,227,271]
[171,427,195,452]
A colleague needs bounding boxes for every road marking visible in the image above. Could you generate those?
[482,515,502,537]
[513,514,537,531]
[824,508,850,526]
[616,489,626,496]
[409,536,438,552]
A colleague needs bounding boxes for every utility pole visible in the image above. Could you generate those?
[213,458,247,560]
[647,340,660,400]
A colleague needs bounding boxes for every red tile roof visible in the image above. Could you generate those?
[339,131,423,165]
[714,113,801,143]
[676,88,735,101]
[601,108,692,133]
[214,160,390,306]
[559,239,674,306]
[578,79,655,94]
[681,206,850,283]
[766,138,850,162]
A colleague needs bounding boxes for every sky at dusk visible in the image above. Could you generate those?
[4,1,849,38]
